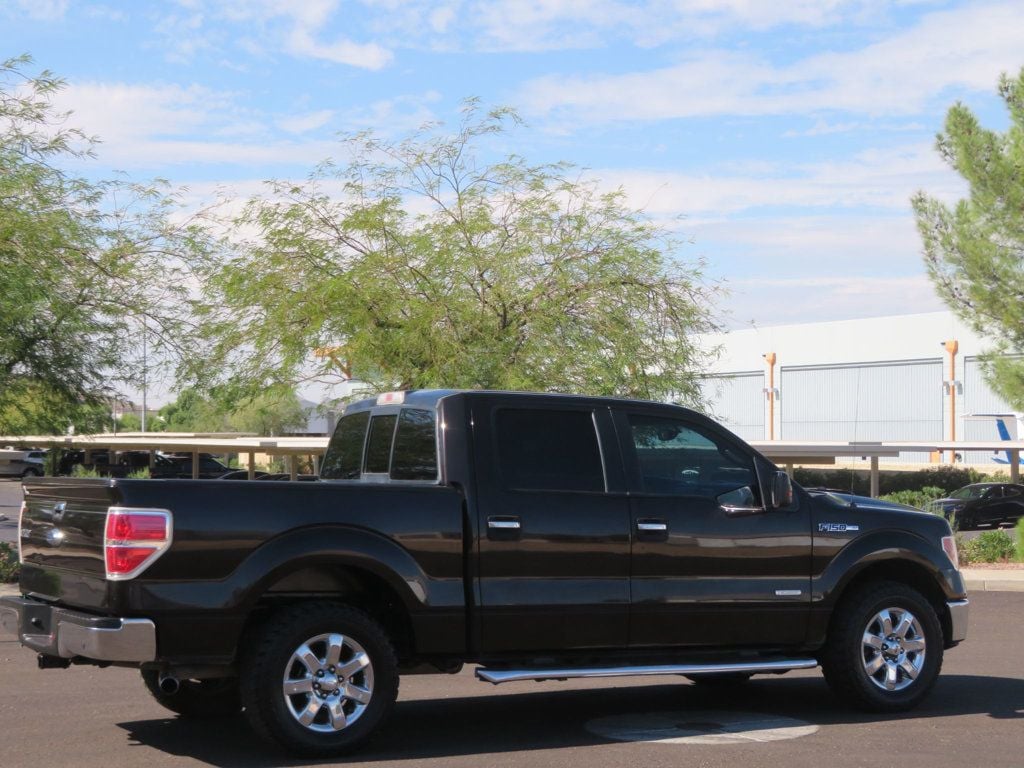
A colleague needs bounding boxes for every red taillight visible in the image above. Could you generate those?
[104,507,172,580]
[105,511,168,542]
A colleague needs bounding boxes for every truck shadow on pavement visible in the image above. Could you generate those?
[117,673,1024,766]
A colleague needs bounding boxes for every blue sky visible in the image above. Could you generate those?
[3,0,1023,332]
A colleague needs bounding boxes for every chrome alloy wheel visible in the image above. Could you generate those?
[282,633,374,733]
[861,607,926,692]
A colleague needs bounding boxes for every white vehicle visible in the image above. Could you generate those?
[0,449,45,478]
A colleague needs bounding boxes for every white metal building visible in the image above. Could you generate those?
[696,311,1018,465]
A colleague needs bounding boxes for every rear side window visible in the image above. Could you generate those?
[391,409,438,480]
[320,411,370,479]
[495,408,605,492]
[364,414,398,473]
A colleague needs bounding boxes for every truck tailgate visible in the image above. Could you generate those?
[19,478,120,598]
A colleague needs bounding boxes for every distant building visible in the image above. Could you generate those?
[696,311,1017,465]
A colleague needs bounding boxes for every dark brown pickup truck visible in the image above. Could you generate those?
[1,390,968,756]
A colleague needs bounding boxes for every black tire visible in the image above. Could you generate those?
[140,670,242,717]
[956,511,975,530]
[685,672,754,686]
[21,467,42,478]
[821,581,943,712]
[240,602,399,757]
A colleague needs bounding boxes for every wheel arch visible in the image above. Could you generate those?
[246,563,416,663]
[815,532,962,649]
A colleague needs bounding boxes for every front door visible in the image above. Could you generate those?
[471,396,630,654]
[615,408,812,649]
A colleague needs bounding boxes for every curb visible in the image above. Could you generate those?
[963,578,1024,592]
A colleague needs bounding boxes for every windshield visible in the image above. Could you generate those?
[950,485,989,500]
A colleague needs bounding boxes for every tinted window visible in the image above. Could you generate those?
[391,409,438,481]
[1005,486,1023,498]
[364,414,398,473]
[628,414,756,501]
[496,408,604,492]
[320,411,370,479]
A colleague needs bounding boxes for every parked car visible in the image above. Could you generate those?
[57,450,230,479]
[3,390,968,757]
[0,449,46,478]
[927,482,1024,529]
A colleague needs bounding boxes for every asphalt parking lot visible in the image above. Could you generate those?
[0,590,1021,768]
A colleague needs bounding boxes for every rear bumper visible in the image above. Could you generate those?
[947,598,969,644]
[0,595,156,663]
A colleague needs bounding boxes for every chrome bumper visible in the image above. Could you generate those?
[0,595,156,663]
[947,599,969,644]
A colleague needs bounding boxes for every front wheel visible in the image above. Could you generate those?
[821,581,943,712]
[240,602,399,757]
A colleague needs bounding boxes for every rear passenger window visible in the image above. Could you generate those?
[320,411,370,480]
[391,409,438,481]
[364,414,398,473]
[496,409,605,492]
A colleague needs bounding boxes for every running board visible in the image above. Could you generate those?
[475,658,818,685]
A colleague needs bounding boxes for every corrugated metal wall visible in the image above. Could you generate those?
[780,359,943,462]
[698,371,764,441]
[961,356,1016,464]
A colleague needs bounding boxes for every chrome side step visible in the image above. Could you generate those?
[475,658,818,685]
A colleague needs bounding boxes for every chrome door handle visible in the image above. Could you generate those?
[636,520,668,532]
[488,518,521,530]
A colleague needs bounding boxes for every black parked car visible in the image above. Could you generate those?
[928,483,1024,529]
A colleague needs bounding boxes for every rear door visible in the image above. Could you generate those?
[471,395,631,653]
[615,406,812,649]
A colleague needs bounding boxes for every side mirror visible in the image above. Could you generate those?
[771,471,793,509]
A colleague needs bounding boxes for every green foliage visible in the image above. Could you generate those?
[958,529,1016,564]
[914,67,1024,408]
[0,542,19,583]
[1016,518,1024,563]
[878,486,946,510]
[0,55,215,434]
[159,386,309,435]
[188,101,721,403]
[116,412,142,432]
[126,466,151,479]
[70,464,101,478]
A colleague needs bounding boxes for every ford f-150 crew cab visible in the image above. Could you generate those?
[0,390,969,756]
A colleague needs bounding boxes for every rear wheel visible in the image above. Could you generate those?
[821,581,942,712]
[240,602,399,757]
[140,670,241,717]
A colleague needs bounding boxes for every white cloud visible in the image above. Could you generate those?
[54,81,342,169]
[159,0,394,69]
[14,0,68,21]
[719,274,944,328]
[278,109,336,134]
[518,1,1024,120]
[597,142,963,219]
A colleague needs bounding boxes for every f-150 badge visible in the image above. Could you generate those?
[818,523,860,533]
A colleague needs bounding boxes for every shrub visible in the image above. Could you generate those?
[70,464,101,478]
[959,529,1015,564]
[0,542,19,583]
[878,486,946,510]
[126,467,151,479]
[792,466,1000,497]
[1016,518,1024,564]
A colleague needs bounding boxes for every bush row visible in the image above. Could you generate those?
[793,465,1003,497]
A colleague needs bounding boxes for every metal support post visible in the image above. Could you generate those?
[247,451,255,480]
[870,456,879,498]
